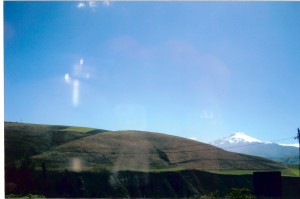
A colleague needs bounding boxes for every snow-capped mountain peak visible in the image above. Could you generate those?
[214,132,262,145]
[210,132,299,164]
[228,132,262,143]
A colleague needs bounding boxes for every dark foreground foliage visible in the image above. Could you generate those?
[191,188,256,199]
[5,163,300,199]
[6,194,46,198]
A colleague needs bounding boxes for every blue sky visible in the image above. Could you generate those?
[4,2,300,143]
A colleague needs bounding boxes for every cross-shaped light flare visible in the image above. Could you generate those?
[64,59,90,107]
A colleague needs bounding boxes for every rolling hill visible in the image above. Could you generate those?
[33,130,290,173]
[5,122,293,175]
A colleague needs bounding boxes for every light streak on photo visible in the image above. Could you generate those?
[73,79,79,107]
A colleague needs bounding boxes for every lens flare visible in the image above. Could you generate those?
[65,59,90,107]
[64,73,70,82]
[73,79,79,107]
[71,158,83,172]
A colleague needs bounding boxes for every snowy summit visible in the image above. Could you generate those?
[227,132,262,143]
[212,132,263,145]
[210,132,299,164]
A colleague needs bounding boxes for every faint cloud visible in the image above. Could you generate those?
[77,1,98,9]
[200,110,214,120]
[279,143,299,148]
[103,0,110,6]
[88,1,97,8]
[77,2,86,8]
[110,36,151,59]
[163,40,231,101]
[165,40,199,62]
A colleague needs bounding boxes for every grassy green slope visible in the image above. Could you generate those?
[31,130,290,175]
[5,122,108,165]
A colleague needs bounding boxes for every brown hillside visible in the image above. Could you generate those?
[32,130,287,172]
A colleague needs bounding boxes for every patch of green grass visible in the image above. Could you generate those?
[210,170,254,175]
[121,167,184,173]
[281,167,300,177]
[89,165,184,173]
[210,168,299,177]
[60,126,96,133]
[148,167,184,173]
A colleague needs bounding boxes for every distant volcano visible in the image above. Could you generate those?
[211,132,263,145]
[210,132,299,164]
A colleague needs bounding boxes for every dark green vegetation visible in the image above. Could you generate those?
[5,122,300,198]
[6,194,46,198]
[5,166,300,198]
